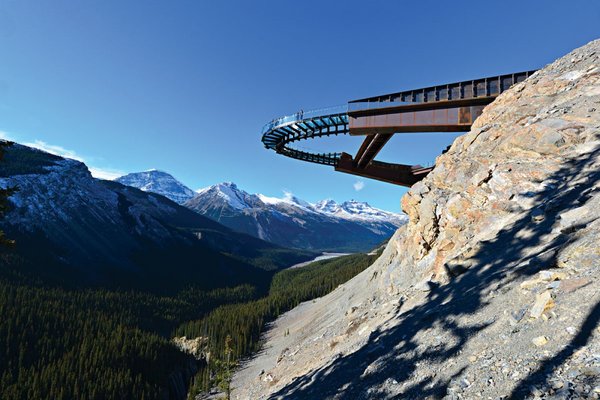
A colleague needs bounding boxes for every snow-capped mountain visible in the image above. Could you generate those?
[116,170,195,204]
[185,182,407,252]
[194,182,264,210]
[0,143,313,290]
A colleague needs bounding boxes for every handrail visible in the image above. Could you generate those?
[261,104,348,135]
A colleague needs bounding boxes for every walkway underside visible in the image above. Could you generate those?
[262,71,536,187]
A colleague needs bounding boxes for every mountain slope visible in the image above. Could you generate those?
[116,170,195,204]
[232,39,600,399]
[185,182,406,252]
[0,144,313,292]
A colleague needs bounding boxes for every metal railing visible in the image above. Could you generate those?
[261,104,348,135]
[349,70,537,105]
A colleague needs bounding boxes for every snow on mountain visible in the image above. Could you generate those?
[313,199,339,213]
[115,170,195,204]
[185,183,407,252]
[316,199,408,226]
[193,183,406,222]
[256,192,313,212]
[195,182,257,210]
[256,193,285,206]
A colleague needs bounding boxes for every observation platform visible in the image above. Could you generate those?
[261,71,537,187]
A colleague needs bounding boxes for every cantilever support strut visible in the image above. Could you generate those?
[336,153,432,187]
[354,133,394,169]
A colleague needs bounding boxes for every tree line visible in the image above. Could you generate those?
[178,252,381,396]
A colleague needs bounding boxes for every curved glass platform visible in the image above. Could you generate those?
[261,105,349,166]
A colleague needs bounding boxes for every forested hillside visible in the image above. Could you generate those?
[0,252,262,399]
[0,249,381,399]
[176,251,382,396]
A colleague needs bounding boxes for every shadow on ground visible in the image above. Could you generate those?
[268,145,600,400]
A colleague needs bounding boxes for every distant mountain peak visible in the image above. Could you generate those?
[316,198,336,205]
[116,170,195,204]
[282,192,311,209]
[218,181,238,190]
[187,182,408,252]
[194,182,256,210]
[314,199,340,213]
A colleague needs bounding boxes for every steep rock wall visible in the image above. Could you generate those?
[388,38,600,292]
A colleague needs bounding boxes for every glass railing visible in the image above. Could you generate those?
[262,104,348,135]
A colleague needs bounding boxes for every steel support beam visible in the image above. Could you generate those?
[349,104,486,135]
[355,133,393,168]
[336,153,432,187]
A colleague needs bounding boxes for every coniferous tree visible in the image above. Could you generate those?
[214,335,235,400]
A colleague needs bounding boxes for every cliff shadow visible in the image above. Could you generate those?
[509,298,600,398]
[266,145,600,400]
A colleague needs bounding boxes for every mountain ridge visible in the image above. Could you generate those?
[184,182,407,252]
[0,143,314,292]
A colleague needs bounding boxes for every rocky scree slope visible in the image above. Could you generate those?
[232,39,600,399]
[185,182,406,253]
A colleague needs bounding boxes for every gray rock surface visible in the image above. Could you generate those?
[231,39,600,399]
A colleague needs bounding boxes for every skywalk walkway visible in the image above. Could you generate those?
[261,70,536,187]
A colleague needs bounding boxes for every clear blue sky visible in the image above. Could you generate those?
[0,1,598,212]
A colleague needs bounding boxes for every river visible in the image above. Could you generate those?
[289,252,351,269]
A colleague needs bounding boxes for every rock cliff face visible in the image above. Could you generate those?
[232,39,600,399]
[390,38,600,293]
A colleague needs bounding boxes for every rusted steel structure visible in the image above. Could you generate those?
[261,71,537,187]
